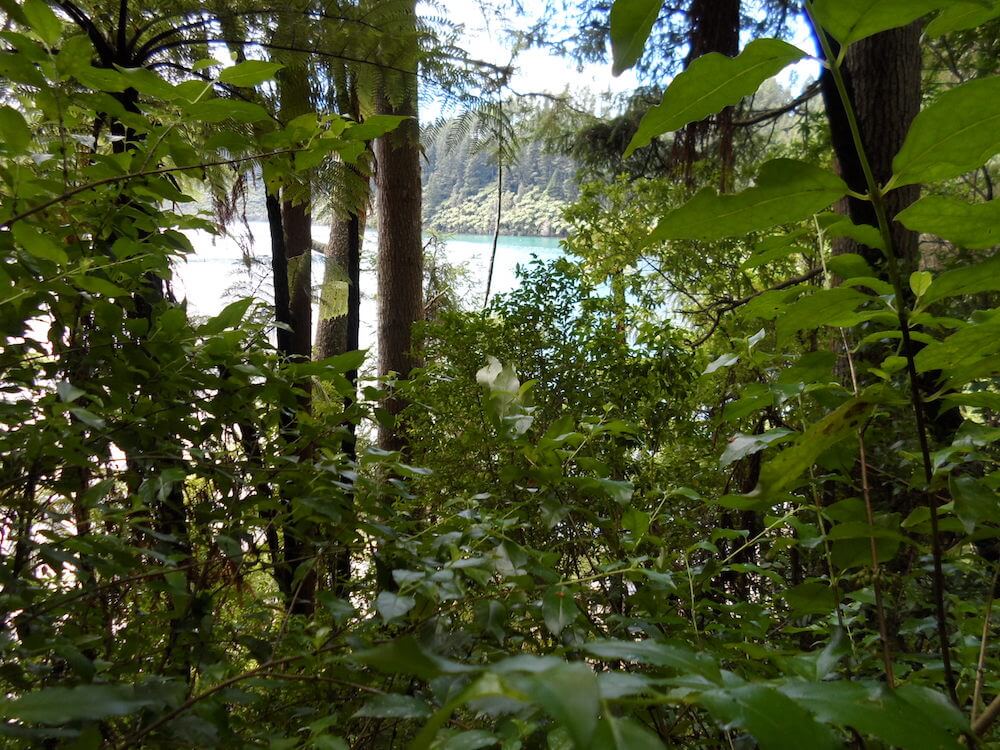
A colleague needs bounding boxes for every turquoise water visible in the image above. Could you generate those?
[175,223,563,350]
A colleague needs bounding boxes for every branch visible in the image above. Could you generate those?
[734,81,822,127]
[1,149,300,230]
[683,268,823,348]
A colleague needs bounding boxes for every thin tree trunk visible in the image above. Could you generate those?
[484,159,502,309]
[275,56,316,615]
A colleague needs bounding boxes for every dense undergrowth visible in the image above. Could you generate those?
[2,0,1000,748]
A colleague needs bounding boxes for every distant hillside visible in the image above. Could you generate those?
[422,118,577,237]
[190,115,577,238]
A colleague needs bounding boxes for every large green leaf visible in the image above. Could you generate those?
[0,684,167,725]
[218,60,284,87]
[609,0,662,76]
[698,684,841,750]
[0,105,31,153]
[541,587,578,636]
[625,39,806,156]
[353,694,431,719]
[22,0,62,46]
[914,313,1000,373]
[582,639,721,682]
[753,394,876,499]
[891,76,1000,188]
[184,98,271,123]
[507,664,599,749]
[778,681,965,749]
[897,195,1000,250]
[950,475,1000,532]
[650,159,847,242]
[782,580,838,615]
[353,637,470,680]
[926,0,1000,36]
[810,0,955,45]
[920,255,1000,304]
[590,716,665,749]
[775,287,871,341]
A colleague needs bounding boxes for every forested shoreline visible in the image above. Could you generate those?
[3,1,1000,748]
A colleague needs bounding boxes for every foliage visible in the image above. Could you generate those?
[3,0,1000,748]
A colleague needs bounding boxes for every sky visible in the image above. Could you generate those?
[420,0,821,121]
[420,0,639,120]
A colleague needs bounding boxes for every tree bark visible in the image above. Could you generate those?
[679,0,740,187]
[374,1,423,453]
[820,23,922,271]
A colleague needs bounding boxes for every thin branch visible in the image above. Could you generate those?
[1,148,300,230]
[683,268,823,347]
[734,81,821,127]
[973,565,1000,722]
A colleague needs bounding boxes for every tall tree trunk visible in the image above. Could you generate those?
[274,56,317,615]
[678,0,740,187]
[819,23,922,272]
[375,0,423,453]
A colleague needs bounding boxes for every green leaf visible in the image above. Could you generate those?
[926,1,1000,36]
[810,0,954,45]
[184,99,270,123]
[69,407,105,429]
[776,287,871,341]
[621,508,650,539]
[0,684,164,725]
[782,580,838,615]
[827,253,875,280]
[439,730,498,750]
[218,60,284,87]
[57,381,85,403]
[12,223,68,263]
[778,681,965,749]
[609,0,662,76]
[344,114,408,141]
[950,475,999,533]
[198,297,254,335]
[22,0,62,46]
[353,694,431,719]
[705,352,739,374]
[542,587,577,636]
[891,76,1000,188]
[625,39,806,156]
[75,275,127,297]
[650,159,847,242]
[582,639,721,682]
[376,591,415,623]
[909,271,933,298]
[698,684,841,750]
[819,214,886,252]
[591,716,666,749]
[753,394,876,499]
[897,195,1000,250]
[0,105,31,152]
[353,637,470,681]
[923,254,1000,304]
[509,664,599,750]
[720,428,794,468]
[915,314,1000,373]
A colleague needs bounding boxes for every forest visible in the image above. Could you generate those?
[1,0,1000,748]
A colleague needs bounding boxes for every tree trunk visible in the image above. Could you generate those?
[819,24,922,271]
[679,0,740,187]
[276,57,316,616]
[375,1,423,453]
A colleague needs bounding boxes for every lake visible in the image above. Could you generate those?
[174,222,563,350]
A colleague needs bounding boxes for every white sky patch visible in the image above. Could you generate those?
[421,0,637,121]
[421,1,821,120]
